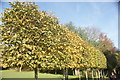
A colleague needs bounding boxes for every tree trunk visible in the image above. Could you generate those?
[55,70,57,74]
[34,67,38,80]
[102,70,105,79]
[79,70,81,80]
[100,70,103,80]
[85,70,88,80]
[18,65,22,72]
[73,69,75,75]
[92,70,94,80]
[63,68,68,80]
[65,68,68,80]
[75,68,77,76]
[19,66,22,72]
[75,68,80,76]
[95,70,98,80]
[98,70,100,80]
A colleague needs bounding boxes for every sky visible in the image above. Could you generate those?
[0,2,118,48]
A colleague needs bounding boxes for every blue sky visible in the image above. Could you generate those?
[1,2,118,48]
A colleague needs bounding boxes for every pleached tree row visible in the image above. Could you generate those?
[1,2,107,80]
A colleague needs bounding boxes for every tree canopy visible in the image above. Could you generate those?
[1,2,107,80]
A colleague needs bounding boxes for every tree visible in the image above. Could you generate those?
[103,50,120,79]
[75,26,114,52]
[65,21,76,32]
[76,27,88,41]
[61,26,107,79]
[1,2,107,80]
[64,22,107,78]
[1,2,63,80]
[76,27,102,49]
[98,33,114,52]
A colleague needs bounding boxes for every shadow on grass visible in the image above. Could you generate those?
[1,78,111,80]
[69,78,110,80]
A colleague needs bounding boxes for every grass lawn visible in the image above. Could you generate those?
[1,70,78,79]
[1,70,109,80]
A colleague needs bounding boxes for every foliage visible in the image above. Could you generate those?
[1,1,64,70]
[98,33,114,52]
[59,26,107,69]
[1,2,107,80]
[65,21,76,32]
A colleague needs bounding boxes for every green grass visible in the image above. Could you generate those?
[1,70,109,80]
[1,70,77,79]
